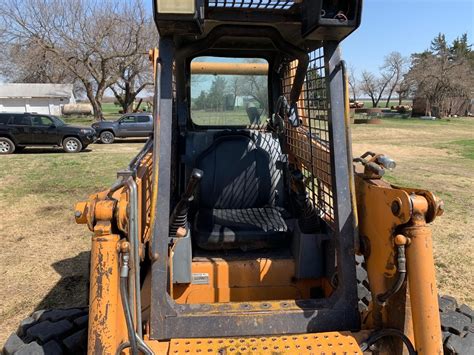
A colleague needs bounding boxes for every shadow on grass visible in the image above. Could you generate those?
[96,138,148,145]
[35,251,90,311]
[16,148,93,155]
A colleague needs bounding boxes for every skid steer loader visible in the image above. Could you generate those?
[4,1,473,354]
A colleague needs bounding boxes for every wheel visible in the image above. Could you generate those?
[356,254,372,312]
[2,308,88,355]
[0,137,15,154]
[100,131,115,144]
[439,295,474,354]
[62,137,82,153]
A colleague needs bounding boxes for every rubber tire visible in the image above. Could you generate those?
[2,308,88,355]
[356,254,372,312]
[0,137,15,154]
[100,131,115,144]
[439,295,474,354]
[62,137,82,153]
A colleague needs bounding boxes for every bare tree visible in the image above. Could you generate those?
[0,0,154,120]
[407,33,473,117]
[109,52,155,114]
[348,65,359,102]
[381,52,408,107]
[359,71,392,108]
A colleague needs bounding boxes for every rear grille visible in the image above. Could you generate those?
[207,0,294,10]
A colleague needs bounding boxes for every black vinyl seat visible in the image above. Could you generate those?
[193,133,288,251]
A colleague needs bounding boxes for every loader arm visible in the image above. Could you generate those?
[354,162,444,354]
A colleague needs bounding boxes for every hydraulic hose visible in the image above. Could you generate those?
[377,244,407,304]
[120,253,138,355]
[359,328,416,355]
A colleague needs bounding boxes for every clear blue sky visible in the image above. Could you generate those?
[342,0,473,76]
[146,0,473,76]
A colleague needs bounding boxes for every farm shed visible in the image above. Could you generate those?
[0,83,75,116]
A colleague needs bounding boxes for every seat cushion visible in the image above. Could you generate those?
[194,207,288,251]
[196,134,272,209]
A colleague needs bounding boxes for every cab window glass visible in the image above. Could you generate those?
[191,57,268,126]
[0,114,12,124]
[12,116,32,126]
[137,116,150,123]
[121,116,137,123]
[32,116,54,126]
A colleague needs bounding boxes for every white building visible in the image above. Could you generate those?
[0,83,75,116]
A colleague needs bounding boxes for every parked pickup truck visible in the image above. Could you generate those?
[0,113,96,154]
[91,112,153,144]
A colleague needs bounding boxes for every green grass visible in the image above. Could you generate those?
[438,139,474,160]
[192,109,257,126]
[0,144,141,203]
[357,116,474,128]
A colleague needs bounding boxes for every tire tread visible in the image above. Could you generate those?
[2,308,88,355]
[440,295,474,355]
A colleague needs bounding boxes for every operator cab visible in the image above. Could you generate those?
[149,0,363,340]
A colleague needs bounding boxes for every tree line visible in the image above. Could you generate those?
[0,0,156,120]
[349,33,473,117]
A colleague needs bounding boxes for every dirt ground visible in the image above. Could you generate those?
[0,118,472,345]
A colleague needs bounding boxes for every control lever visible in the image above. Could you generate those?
[169,169,203,238]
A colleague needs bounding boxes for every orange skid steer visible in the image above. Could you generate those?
[4,1,473,354]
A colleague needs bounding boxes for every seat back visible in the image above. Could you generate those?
[196,134,273,209]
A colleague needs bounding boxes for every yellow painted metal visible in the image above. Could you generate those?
[88,233,127,354]
[166,332,364,354]
[191,62,268,75]
[355,173,443,353]
[173,257,327,304]
[404,195,443,354]
[355,175,412,300]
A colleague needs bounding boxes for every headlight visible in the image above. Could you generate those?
[80,129,94,134]
[156,0,195,14]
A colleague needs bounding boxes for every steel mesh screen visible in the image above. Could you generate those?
[282,48,335,226]
[208,0,294,10]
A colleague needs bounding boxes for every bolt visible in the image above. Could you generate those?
[74,210,82,218]
[394,234,408,246]
[391,199,401,216]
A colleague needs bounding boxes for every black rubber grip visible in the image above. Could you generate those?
[183,169,203,200]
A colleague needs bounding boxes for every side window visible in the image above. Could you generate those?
[12,116,32,126]
[120,116,137,124]
[0,114,12,124]
[137,116,150,123]
[32,116,54,126]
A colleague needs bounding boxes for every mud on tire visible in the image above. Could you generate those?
[439,295,474,355]
[2,308,88,355]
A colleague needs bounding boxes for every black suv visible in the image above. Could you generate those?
[91,113,153,144]
[0,113,97,154]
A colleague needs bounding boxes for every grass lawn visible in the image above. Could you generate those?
[0,141,144,344]
[351,117,474,308]
[192,109,259,126]
[0,116,472,344]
